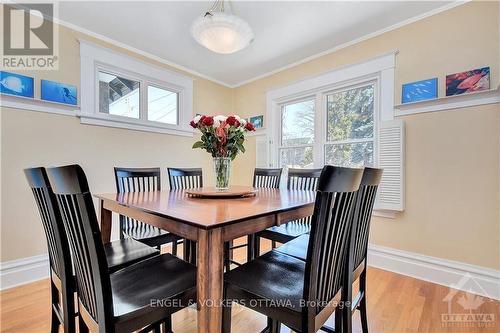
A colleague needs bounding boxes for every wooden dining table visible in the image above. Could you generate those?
[95,186,315,333]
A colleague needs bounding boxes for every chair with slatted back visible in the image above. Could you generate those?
[115,167,183,255]
[224,168,284,269]
[275,167,383,333]
[25,167,161,333]
[47,164,196,333]
[252,168,322,259]
[167,167,203,264]
[24,167,75,333]
[223,165,363,333]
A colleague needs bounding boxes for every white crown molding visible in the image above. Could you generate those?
[51,17,234,88]
[0,254,49,290]
[232,0,472,87]
[46,1,469,88]
[368,244,500,300]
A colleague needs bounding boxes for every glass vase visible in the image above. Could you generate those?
[213,157,231,190]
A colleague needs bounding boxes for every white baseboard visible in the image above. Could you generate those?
[0,254,49,290]
[2,247,499,300]
[368,244,500,300]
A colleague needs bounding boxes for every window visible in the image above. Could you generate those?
[324,83,375,167]
[279,99,315,168]
[278,82,376,169]
[80,40,193,136]
[267,53,405,212]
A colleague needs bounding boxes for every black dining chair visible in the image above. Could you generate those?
[224,168,283,269]
[167,167,203,264]
[275,167,383,333]
[47,164,197,333]
[25,167,161,333]
[114,167,183,255]
[223,165,363,333]
[252,168,322,258]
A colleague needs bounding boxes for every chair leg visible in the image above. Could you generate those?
[172,240,178,256]
[271,240,277,249]
[183,239,190,262]
[222,300,232,333]
[253,235,261,259]
[190,240,197,265]
[163,317,173,333]
[334,307,342,333]
[268,317,281,333]
[247,234,254,262]
[50,310,59,333]
[224,241,231,272]
[78,315,89,333]
[359,270,369,333]
[50,281,61,333]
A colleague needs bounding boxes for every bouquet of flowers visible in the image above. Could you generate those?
[190,114,255,189]
[190,115,255,159]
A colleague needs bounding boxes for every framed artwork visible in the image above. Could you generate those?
[249,115,264,129]
[402,78,438,104]
[0,71,34,98]
[41,79,78,105]
[446,67,490,96]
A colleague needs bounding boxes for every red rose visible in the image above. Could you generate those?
[245,122,255,131]
[226,116,240,127]
[202,116,214,126]
[189,120,197,128]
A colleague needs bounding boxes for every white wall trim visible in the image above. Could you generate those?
[0,94,79,117]
[0,254,49,290]
[368,244,500,300]
[395,88,500,117]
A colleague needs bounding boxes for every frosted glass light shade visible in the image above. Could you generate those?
[191,12,254,54]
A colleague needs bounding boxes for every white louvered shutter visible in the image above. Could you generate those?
[375,119,405,211]
[255,135,269,168]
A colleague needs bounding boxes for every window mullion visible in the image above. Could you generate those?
[313,93,324,168]
[140,80,148,121]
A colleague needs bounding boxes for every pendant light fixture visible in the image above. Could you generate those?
[191,0,254,54]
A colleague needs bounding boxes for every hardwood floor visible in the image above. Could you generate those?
[1,239,499,333]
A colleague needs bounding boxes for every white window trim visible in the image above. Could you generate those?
[79,39,193,136]
[266,52,399,212]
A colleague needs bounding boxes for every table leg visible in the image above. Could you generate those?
[197,228,224,333]
[99,199,112,244]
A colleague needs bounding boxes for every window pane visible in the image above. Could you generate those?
[148,86,178,125]
[327,84,374,141]
[281,99,315,146]
[325,142,373,167]
[98,71,140,118]
[280,146,314,168]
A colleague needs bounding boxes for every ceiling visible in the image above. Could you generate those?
[58,1,457,87]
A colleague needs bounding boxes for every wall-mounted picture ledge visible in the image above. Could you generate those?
[395,86,500,117]
[0,93,79,116]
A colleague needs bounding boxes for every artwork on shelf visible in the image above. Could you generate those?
[249,115,264,129]
[41,80,78,105]
[446,67,490,96]
[0,71,34,98]
[402,78,438,104]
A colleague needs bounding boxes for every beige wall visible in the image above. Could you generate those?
[233,1,500,269]
[1,1,499,269]
[0,23,250,262]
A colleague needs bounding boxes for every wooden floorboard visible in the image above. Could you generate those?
[1,238,499,332]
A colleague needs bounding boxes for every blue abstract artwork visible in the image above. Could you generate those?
[0,71,34,98]
[41,80,77,105]
[402,78,438,104]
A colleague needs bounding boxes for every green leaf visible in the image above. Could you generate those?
[192,141,204,149]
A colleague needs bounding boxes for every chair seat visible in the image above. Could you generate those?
[257,220,311,244]
[275,234,309,261]
[225,250,305,312]
[123,224,181,248]
[111,253,196,329]
[105,238,160,273]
